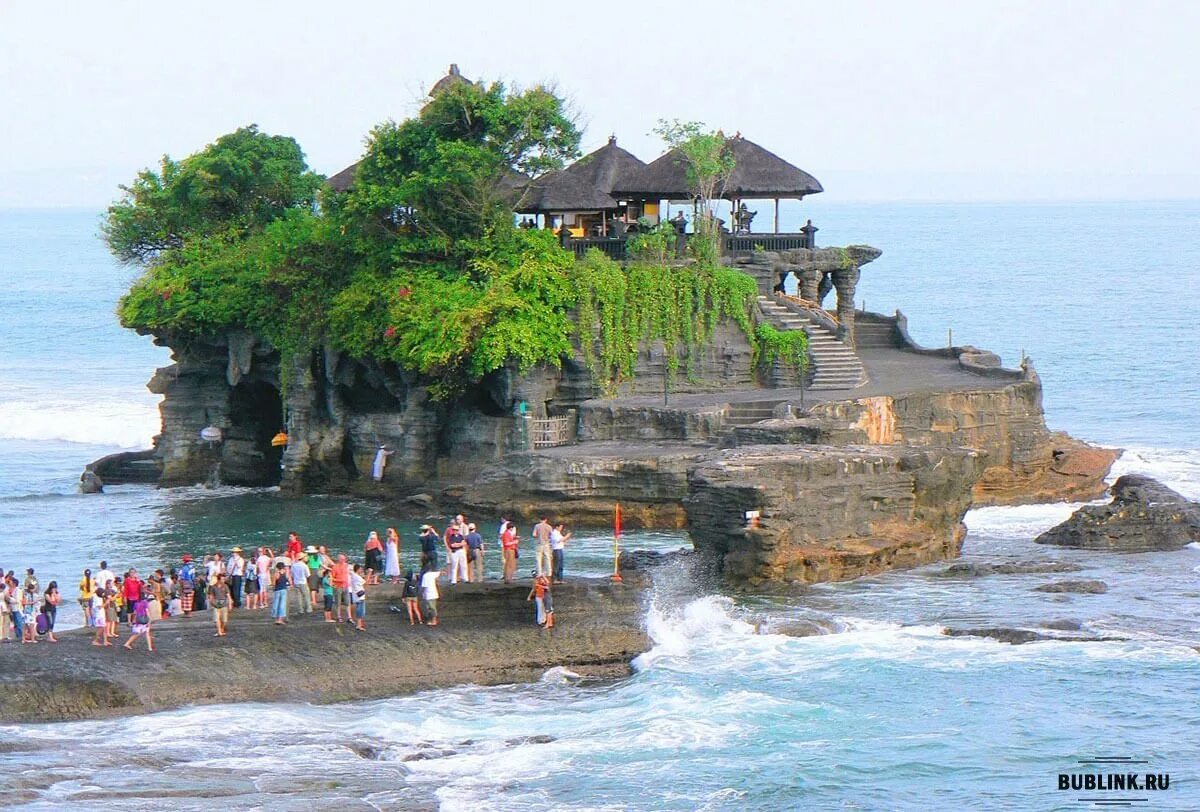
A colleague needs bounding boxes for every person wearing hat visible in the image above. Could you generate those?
[227,547,246,609]
[304,545,322,606]
[466,523,484,582]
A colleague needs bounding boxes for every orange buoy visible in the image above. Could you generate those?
[271,431,289,447]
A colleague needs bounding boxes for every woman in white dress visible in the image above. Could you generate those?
[384,527,401,583]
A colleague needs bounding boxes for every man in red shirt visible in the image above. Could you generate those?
[501,522,520,583]
[122,569,143,627]
[286,532,303,560]
[330,554,351,622]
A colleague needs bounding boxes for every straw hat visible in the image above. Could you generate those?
[230,546,243,553]
[305,545,319,554]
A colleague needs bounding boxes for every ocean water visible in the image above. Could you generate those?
[1,203,1198,810]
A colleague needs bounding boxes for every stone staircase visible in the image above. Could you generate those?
[756,295,868,390]
[854,320,899,349]
[725,400,785,427]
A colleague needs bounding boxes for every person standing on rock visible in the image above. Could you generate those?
[208,572,231,636]
[77,568,95,619]
[91,585,110,646]
[306,545,322,606]
[466,523,484,582]
[286,532,303,561]
[551,524,571,584]
[271,562,291,625]
[178,555,196,616]
[446,522,469,584]
[290,555,312,615]
[41,581,59,643]
[227,547,245,609]
[350,564,367,631]
[331,554,351,622]
[501,522,520,583]
[419,525,439,571]
[96,560,114,592]
[384,528,401,583]
[364,531,384,584]
[419,564,440,626]
[532,517,553,578]
[402,569,422,625]
[122,569,143,627]
[255,548,272,610]
[527,574,554,628]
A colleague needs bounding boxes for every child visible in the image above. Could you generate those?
[107,577,122,639]
[123,590,154,652]
[350,564,367,631]
[527,574,554,628]
[92,587,111,647]
[321,568,334,623]
[21,584,39,644]
[402,570,422,625]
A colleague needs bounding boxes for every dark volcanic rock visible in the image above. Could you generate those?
[944,627,1045,645]
[933,561,1084,578]
[1036,475,1200,552]
[1032,580,1108,594]
[618,548,694,570]
[1040,619,1084,631]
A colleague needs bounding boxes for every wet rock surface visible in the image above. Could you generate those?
[1036,475,1200,552]
[933,561,1085,578]
[1032,580,1108,594]
[0,577,648,723]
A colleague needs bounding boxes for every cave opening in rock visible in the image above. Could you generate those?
[225,380,284,486]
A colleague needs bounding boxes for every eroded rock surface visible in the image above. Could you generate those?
[1036,475,1200,552]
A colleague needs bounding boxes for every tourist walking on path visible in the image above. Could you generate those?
[41,581,60,642]
[227,547,245,608]
[501,521,520,583]
[77,569,94,618]
[420,565,440,626]
[350,564,367,631]
[364,531,384,584]
[290,556,312,614]
[402,569,422,625]
[532,517,553,578]
[446,522,469,584]
[466,523,484,582]
[551,524,571,584]
[208,572,231,636]
[419,525,439,570]
[123,590,153,651]
[271,562,290,625]
[384,528,401,583]
[528,574,554,628]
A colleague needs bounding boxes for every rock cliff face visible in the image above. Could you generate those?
[685,445,985,585]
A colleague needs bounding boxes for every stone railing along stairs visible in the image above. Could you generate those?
[756,295,868,390]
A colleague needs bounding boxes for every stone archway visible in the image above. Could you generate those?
[223,380,284,485]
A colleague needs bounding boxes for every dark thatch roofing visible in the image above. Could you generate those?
[327,162,358,193]
[430,63,472,97]
[513,171,618,214]
[611,135,823,200]
[563,136,646,195]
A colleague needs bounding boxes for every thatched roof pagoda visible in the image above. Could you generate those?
[612,135,822,201]
[563,136,646,195]
[514,171,618,214]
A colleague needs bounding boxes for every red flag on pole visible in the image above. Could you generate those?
[612,502,623,582]
[614,502,622,539]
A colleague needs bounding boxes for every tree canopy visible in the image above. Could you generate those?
[103,125,323,264]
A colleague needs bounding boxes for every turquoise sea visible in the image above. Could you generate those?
[1,202,1198,809]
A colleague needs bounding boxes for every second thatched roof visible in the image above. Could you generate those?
[513,171,618,214]
[563,136,646,195]
[612,134,823,200]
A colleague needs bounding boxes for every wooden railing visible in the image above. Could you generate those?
[725,233,815,253]
[530,415,576,448]
[568,237,627,261]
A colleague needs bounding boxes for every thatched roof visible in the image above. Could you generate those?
[564,136,646,195]
[612,135,822,200]
[327,162,359,193]
[430,63,472,97]
[513,171,618,213]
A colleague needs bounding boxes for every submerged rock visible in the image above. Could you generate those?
[933,561,1084,578]
[1032,580,1108,594]
[943,626,1123,645]
[1036,475,1200,552]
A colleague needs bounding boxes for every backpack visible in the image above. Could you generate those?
[35,612,49,635]
[134,602,150,625]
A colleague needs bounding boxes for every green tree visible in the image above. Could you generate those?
[338,80,580,265]
[103,125,323,264]
[652,119,735,263]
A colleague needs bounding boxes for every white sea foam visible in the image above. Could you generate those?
[1109,446,1200,499]
[0,396,159,448]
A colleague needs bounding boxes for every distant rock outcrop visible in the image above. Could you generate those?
[1036,475,1200,552]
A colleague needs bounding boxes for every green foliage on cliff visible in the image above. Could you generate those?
[574,251,758,393]
[110,79,775,398]
[754,322,810,381]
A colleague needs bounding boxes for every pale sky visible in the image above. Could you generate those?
[1,0,1197,207]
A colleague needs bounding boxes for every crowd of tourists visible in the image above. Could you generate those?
[0,514,571,650]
